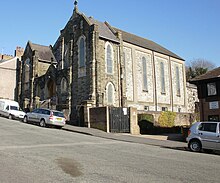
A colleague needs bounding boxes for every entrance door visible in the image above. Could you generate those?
[109,107,130,133]
[47,79,56,99]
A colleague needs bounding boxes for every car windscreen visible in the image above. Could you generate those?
[10,106,19,111]
[53,111,65,118]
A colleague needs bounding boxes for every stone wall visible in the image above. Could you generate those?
[123,42,187,113]
[142,111,192,127]
[96,39,120,107]
[186,82,199,113]
[0,57,18,100]
[171,59,187,112]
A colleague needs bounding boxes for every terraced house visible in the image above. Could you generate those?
[17,2,195,128]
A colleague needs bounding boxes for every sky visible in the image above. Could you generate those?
[0,0,219,67]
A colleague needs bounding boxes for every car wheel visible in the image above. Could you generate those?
[8,114,13,120]
[39,119,46,127]
[189,140,202,152]
[23,116,28,123]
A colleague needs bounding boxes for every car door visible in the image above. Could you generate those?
[28,109,40,122]
[216,123,220,150]
[3,105,10,117]
[198,123,218,150]
[36,109,45,123]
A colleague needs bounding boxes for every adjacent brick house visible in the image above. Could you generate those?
[0,57,18,100]
[190,67,220,121]
[17,3,196,126]
[0,47,24,100]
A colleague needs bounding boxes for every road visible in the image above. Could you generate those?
[0,117,220,183]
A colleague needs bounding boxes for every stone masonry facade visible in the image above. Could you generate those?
[16,4,198,126]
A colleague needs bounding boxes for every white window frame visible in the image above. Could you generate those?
[142,56,148,92]
[105,42,114,74]
[106,82,115,106]
[207,82,217,96]
[160,62,166,94]
[77,35,86,68]
[176,66,181,96]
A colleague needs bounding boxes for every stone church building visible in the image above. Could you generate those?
[17,2,194,126]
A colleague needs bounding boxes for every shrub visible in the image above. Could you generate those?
[138,114,154,123]
[158,111,176,127]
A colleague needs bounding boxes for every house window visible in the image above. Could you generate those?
[142,57,148,92]
[207,82,217,96]
[160,62,166,94]
[176,66,181,96]
[107,82,114,105]
[106,42,113,74]
[208,115,219,122]
[79,37,86,68]
[162,107,168,111]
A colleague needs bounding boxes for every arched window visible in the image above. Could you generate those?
[107,82,114,105]
[105,42,113,74]
[123,51,126,79]
[79,37,85,67]
[176,66,181,96]
[24,58,30,91]
[142,57,148,91]
[160,62,166,94]
[61,78,67,93]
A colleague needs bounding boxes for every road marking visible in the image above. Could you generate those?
[0,141,123,150]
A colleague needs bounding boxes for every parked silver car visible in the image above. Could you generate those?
[186,121,220,152]
[24,108,66,128]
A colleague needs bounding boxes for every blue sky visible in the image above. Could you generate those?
[0,0,219,66]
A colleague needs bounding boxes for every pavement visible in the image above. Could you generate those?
[62,125,187,150]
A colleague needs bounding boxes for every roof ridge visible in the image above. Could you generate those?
[31,42,50,48]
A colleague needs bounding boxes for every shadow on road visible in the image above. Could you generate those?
[162,146,220,156]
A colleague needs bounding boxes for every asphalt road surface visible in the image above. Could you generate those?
[0,116,220,183]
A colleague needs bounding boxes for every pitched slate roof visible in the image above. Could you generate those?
[190,67,220,82]
[29,41,56,62]
[114,28,184,60]
[88,17,120,43]
[87,15,184,60]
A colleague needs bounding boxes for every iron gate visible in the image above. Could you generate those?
[109,107,130,133]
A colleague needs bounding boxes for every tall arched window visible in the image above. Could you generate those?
[105,42,113,74]
[79,37,85,67]
[176,66,181,96]
[61,78,68,93]
[24,58,30,91]
[160,62,166,94]
[107,82,114,105]
[142,57,148,91]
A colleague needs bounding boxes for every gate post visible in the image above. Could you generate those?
[106,106,110,133]
[82,100,94,128]
[129,107,140,135]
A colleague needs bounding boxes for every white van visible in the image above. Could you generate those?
[0,99,26,120]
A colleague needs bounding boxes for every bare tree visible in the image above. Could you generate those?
[189,59,216,70]
[186,59,216,81]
